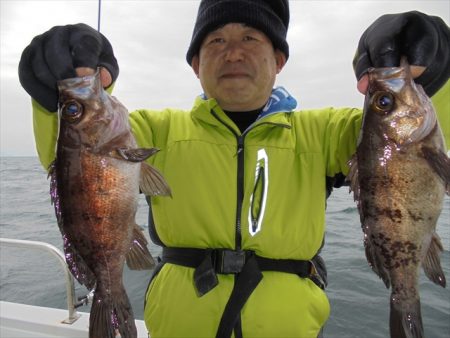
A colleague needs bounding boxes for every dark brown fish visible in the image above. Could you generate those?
[50,71,170,338]
[348,59,450,338]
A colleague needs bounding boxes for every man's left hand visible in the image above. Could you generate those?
[353,11,450,96]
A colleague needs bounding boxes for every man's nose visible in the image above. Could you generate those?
[224,41,245,62]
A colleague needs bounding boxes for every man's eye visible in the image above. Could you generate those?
[209,37,224,44]
[243,36,257,41]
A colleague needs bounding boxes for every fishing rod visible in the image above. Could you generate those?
[97,0,102,32]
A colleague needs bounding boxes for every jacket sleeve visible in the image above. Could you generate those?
[128,108,174,167]
[324,107,362,177]
[128,110,157,150]
[432,79,449,149]
[32,99,59,171]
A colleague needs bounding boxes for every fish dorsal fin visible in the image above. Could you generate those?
[126,224,155,270]
[346,155,391,289]
[364,238,391,289]
[421,145,450,195]
[63,240,97,290]
[48,160,97,290]
[422,232,446,288]
[347,155,360,203]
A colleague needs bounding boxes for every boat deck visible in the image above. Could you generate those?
[0,301,149,338]
[0,238,149,338]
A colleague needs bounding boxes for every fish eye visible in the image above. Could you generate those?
[372,92,395,114]
[61,100,83,122]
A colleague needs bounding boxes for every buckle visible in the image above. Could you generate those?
[216,249,246,274]
[309,257,327,289]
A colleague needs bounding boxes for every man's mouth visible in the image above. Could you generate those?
[220,72,250,79]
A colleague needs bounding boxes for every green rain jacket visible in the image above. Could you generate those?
[32,81,449,338]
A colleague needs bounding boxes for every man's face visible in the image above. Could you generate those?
[191,23,286,112]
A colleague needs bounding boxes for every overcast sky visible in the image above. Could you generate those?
[1,0,448,156]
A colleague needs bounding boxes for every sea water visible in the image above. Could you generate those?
[1,156,449,337]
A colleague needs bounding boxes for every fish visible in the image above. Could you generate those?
[49,70,171,338]
[347,58,450,338]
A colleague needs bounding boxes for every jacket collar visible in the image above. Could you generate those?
[191,86,297,132]
[260,87,297,118]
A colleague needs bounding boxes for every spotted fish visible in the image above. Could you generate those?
[50,70,171,338]
[348,59,450,338]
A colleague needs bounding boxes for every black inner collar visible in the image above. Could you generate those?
[224,108,262,132]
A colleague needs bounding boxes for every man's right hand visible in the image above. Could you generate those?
[18,23,119,112]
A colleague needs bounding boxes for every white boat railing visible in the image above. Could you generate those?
[0,237,81,324]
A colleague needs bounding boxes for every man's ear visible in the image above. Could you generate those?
[274,50,287,74]
[191,55,200,78]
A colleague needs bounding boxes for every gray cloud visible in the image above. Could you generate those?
[1,0,448,156]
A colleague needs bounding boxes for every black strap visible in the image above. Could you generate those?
[216,254,262,338]
[256,256,312,277]
[162,247,312,276]
[161,247,319,338]
[162,247,207,268]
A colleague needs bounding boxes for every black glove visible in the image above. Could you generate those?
[353,11,450,97]
[18,23,119,112]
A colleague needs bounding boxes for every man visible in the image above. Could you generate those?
[18,0,449,337]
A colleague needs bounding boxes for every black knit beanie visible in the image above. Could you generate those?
[186,0,290,65]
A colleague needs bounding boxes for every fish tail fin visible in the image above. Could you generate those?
[422,232,446,287]
[140,161,172,197]
[126,224,156,270]
[89,289,137,338]
[390,299,424,338]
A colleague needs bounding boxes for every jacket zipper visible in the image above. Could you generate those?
[235,135,244,250]
[210,109,245,250]
[210,110,291,250]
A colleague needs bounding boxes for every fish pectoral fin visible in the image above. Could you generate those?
[116,147,160,163]
[422,232,446,288]
[421,146,450,195]
[140,162,172,197]
[126,224,156,270]
[116,146,172,196]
